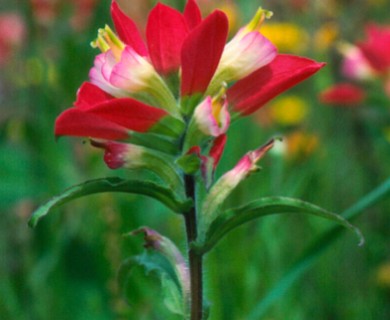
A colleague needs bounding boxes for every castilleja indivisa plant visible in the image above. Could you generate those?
[30,3,369,319]
[55,0,324,186]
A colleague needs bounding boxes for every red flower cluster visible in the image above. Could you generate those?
[320,23,390,106]
[55,0,324,171]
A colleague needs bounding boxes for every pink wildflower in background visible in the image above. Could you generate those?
[0,13,26,65]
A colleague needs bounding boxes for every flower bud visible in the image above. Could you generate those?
[199,139,276,236]
[130,227,190,311]
[207,8,277,94]
[91,140,184,192]
[90,26,180,116]
[183,87,230,151]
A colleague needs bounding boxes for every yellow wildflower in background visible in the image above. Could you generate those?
[197,0,241,33]
[383,127,390,144]
[218,0,240,33]
[368,0,387,7]
[376,262,390,287]
[260,23,309,53]
[269,95,308,126]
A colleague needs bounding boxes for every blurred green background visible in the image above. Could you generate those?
[1,0,389,319]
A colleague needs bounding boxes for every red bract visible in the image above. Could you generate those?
[55,82,168,140]
[146,3,188,74]
[209,134,227,169]
[181,11,228,96]
[183,0,202,29]
[111,1,147,56]
[111,0,200,75]
[227,54,325,115]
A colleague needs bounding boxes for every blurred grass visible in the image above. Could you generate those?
[1,0,389,319]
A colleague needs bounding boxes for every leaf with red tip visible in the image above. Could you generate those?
[74,82,113,109]
[181,10,228,96]
[111,1,148,56]
[210,134,227,169]
[85,98,169,132]
[184,0,202,29]
[146,3,189,74]
[227,54,325,115]
[55,108,129,140]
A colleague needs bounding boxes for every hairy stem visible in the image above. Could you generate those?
[184,174,204,320]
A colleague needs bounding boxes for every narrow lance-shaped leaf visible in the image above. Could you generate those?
[28,177,193,228]
[194,197,364,254]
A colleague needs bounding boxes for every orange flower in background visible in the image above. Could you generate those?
[286,131,319,160]
[314,22,339,52]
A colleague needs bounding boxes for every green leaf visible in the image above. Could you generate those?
[161,275,186,316]
[195,196,363,254]
[117,252,187,318]
[130,131,180,155]
[28,177,193,227]
[128,227,190,317]
[176,153,201,174]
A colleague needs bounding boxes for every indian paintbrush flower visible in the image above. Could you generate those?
[54,0,325,190]
[55,1,323,152]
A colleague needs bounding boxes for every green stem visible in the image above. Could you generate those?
[184,174,204,320]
